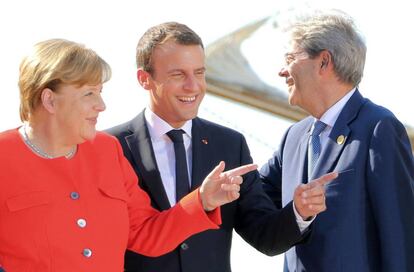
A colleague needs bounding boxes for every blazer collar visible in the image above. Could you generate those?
[190,118,215,190]
[312,89,367,179]
[144,108,193,140]
[125,111,171,210]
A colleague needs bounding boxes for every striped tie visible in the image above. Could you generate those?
[307,120,327,181]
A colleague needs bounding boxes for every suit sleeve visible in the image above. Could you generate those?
[114,140,222,257]
[234,134,303,256]
[260,128,291,209]
[366,116,414,271]
[260,152,282,208]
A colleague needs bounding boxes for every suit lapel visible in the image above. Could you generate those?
[300,124,312,183]
[125,112,171,210]
[312,127,350,180]
[190,118,213,191]
[282,119,312,206]
[295,121,312,184]
[312,90,366,179]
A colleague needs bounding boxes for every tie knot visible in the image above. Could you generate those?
[311,121,327,136]
[167,129,185,143]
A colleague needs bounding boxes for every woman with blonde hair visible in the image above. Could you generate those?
[0,39,255,271]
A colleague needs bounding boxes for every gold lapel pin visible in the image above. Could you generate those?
[202,139,208,145]
[337,135,346,145]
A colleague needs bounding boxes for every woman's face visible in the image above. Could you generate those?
[52,83,106,144]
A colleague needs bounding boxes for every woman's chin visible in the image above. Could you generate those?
[80,131,97,142]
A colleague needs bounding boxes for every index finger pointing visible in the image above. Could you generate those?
[223,163,258,177]
[311,172,338,187]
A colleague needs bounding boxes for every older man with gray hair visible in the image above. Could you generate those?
[260,9,414,272]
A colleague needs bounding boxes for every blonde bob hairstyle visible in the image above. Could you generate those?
[18,38,111,121]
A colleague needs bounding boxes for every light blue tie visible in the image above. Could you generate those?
[308,120,327,181]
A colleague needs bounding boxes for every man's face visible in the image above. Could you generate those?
[279,42,319,113]
[145,40,206,128]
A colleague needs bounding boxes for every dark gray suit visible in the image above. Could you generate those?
[107,111,306,272]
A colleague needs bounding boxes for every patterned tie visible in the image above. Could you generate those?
[167,129,190,202]
[307,120,327,181]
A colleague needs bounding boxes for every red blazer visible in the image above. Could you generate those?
[0,130,220,271]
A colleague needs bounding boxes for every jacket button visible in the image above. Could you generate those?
[70,192,80,200]
[180,243,189,250]
[83,248,92,258]
[77,218,87,228]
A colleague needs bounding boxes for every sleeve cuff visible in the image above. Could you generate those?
[179,189,222,227]
[293,201,315,233]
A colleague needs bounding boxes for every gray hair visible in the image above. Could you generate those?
[285,10,366,86]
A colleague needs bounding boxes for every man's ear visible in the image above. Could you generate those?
[40,88,56,113]
[137,69,153,90]
[319,50,332,70]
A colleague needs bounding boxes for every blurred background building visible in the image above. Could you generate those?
[204,16,414,155]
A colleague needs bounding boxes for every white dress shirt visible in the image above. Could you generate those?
[313,88,356,150]
[144,107,314,231]
[144,108,193,206]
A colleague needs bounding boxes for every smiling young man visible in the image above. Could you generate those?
[106,22,337,272]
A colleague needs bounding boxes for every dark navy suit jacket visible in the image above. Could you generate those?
[107,112,306,272]
[261,90,414,271]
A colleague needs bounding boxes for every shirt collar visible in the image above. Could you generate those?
[316,88,356,128]
[144,107,193,140]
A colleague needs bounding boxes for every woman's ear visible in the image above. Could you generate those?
[40,88,56,113]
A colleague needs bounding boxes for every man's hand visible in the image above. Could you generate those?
[294,172,338,220]
[199,161,257,211]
